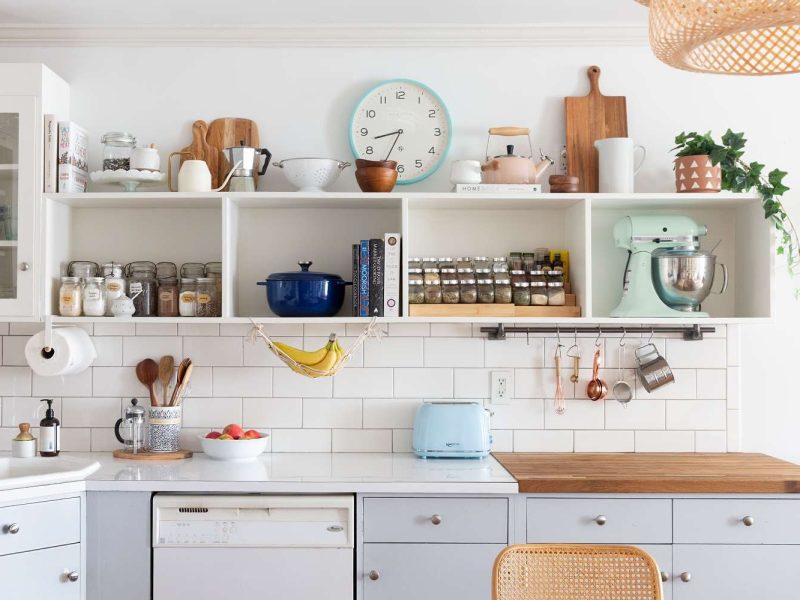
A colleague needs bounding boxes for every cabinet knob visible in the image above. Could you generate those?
[594,515,607,526]
[67,571,80,583]
[18,262,29,272]
[680,572,692,583]
[742,515,755,526]
[431,514,443,525]
[5,523,20,534]
[660,571,669,583]
[368,570,380,581]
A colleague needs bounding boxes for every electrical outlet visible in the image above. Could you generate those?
[490,371,513,404]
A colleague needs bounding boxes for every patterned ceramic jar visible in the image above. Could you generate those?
[148,406,182,452]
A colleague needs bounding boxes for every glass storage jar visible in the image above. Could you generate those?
[82,277,106,316]
[492,257,508,273]
[408,269,424,286]
[195,277,218,317]
[424,278,442,304]
[437,257,455,271]
[59,276,82,317]
[205,261,223,317]
[547,270,564,285]
[459,277,477,304]
[441,279,460,304]
[408,257,422,271]
[423,268,440,285]
[530,270,547,286]
[422,257,439,271]
[510,270,527,285]
[530,281,549,306]
[68,260,99,281]
[101,132,136,171]
[102,262,125,317]
[494,277,513,304]
[156,262,177,280]
[440,267,457,283]
[512,281,531,306]
[456,257,473,272]
[477,278,495,304]
[126,261,158,317]
[509,252,524,271]
[158,277,179,317]
[523,252,536,271]
[547,281,566,306]
[180,262,206,278]
[408,282,425,304]
[179,279,197,316]
[473,256,490,271]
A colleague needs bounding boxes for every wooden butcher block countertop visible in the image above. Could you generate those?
[492,453,800,494]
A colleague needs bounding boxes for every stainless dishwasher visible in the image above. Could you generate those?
[152,494,354,599]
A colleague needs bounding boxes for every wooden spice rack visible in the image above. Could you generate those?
[409,293,580,318]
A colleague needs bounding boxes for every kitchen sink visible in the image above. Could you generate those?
[0,456,100,491]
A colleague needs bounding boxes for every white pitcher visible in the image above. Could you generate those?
[594,137,646,193]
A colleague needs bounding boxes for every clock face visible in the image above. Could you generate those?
[349,79,452,184]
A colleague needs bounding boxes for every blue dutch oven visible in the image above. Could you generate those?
[258,261,352,317]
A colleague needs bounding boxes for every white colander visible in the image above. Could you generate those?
[273,158,351,192]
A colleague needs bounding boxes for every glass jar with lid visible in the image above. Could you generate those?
[441,279,460,304]
[82,277,106,316]
[180,262,206,278]
[473,256,490,271]
[439,267,457,282]
[459,277,477,304]
[102,262,125,316]
[423,267,440,285]
[126,261,157,317]
[492,257,508,273]
[195,278,218,317]
[477,278,495,304]
[547,270,564,285]
[530,269,547,286]
[509,252,524,271]
[408,257,422,271]
[438,257,455,271]
[59,276,82,317]
[68,260,99,282]
[179,279,197,316]
[494,277,513,304]
[422,257,439,271]
[512,281,531,306]
[408,281,425,304]
[523,252,536,272]
[456,257,473,272]
[530,281,549,306]
[156,262,178,280]
[158,277,180,317]
[547,281,566,306]
[205,262,223,317]
[510,269,527,285]
[101,132,136,171]
[424,278,442,304]
[408,269,424,286]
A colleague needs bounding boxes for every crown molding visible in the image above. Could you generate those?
[0,23,649,48]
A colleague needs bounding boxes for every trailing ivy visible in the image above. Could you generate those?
[673,130,798,285]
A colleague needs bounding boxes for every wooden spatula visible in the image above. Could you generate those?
[158,355,175,407]
[564,65,628,192]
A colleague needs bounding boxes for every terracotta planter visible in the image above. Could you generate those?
[675,154,721,193]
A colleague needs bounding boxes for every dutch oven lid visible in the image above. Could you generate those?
[267,261,344,282]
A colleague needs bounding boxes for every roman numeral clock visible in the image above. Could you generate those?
[349,79,452,184]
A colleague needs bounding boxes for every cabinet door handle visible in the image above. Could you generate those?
[368,570,380,581]
[679,572,691,583]
[431,514,443,525]
[5,523,20,534]
[742,515,755,526]
[594,515,607,526]
[660,571,669,583]
[67,571,80,583]
[18,262,29,272]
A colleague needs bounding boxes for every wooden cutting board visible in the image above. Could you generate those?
[206,118,261,188]
[564,66,628,193]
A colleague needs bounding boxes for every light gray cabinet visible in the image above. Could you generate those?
[0,497,80,556]
[0,542,82,599]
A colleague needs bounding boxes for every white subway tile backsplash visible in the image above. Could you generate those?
[271,428,331,452]
[303,397,362,428]
[697,369,727,399]
[727,409,741,451]
[306,323,347,337]
[514,430,574,452]
[423,337,483,368]
[727,324,741,366]
[60,427,91,452]
[9,323,43,335]
[346,323,387,337]
[93,322,136,336]
[634,430,694,452]
[726,366,741,409]
[696,430,727,452]
[394,368,452,398]
[62,397,121,427]
[635,369,697,400]
[243,337,303,367]
[0,367,32,396]
[334,368,393,398]
[666,338,726,369]
[454,368,491,399]
[392,429,413,452]
[177,323,221,337]
[214,367,273,397]
[182,397,242,428]
[490,398,544,430]
[184,336,243,366]
[605,400,665,430]
[122,336,182,366]
[91,337,123,366]
[272,367,331,398]
[486,338,545,368]
[515,368,573,400]
[363,398,421,429]
[184,366,213,398]
[90,427,124,452]
[33,370,93,397]
[490,429,514,452]
[332,429,392,452]
[2,336,28,366]
[574,430,634,453]
[667,400,726,430]
[93,367,146,397]
[429,323,473,337]
[1,397,61,426]
[388,323,430,337]
[243,397,302,428]
[135,323,177,336]
[363,337,423,367]
[545,399,604,430]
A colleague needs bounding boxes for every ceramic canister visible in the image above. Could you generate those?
[131,147,161,172]
[148,406,182,452]
[594,137,646,193]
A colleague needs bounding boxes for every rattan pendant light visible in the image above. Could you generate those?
[635,0,800,75]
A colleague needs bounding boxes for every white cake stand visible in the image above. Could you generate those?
[89,169,166,192]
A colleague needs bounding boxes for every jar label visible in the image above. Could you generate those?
[106,281,122,293]
[160,291,174,301]
[86,290,101,300]
[61,294,73,303]
[197,293,211,304]
[129,282,143,293]
[180,292,195,303]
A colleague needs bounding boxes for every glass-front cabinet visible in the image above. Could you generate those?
[0,96,35,316]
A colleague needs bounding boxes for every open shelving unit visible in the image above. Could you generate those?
[41,190,773,326]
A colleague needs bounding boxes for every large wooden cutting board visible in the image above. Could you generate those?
[564,66,628,192]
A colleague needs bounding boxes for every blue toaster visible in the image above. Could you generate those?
[412,401,492,459]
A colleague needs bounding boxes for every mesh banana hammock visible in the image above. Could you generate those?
[248,317,385,378]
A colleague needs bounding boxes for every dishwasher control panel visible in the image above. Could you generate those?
[158,519,240,545]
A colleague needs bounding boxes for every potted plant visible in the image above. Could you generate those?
[672,131,722,192]
[674,129,798,279]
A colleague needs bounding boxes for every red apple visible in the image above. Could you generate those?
[218,433,233,440]
[205,431,222,439]
[243,430,261,440]
[222,424,245,440]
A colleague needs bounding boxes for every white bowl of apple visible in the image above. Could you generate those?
[199,424,269,461]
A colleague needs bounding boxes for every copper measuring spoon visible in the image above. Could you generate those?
[586,348,608,401]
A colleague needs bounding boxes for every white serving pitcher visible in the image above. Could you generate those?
[594,137,646,193]
[168,151,240,192]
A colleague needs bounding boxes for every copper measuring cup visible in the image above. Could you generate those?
[587,348,608,401]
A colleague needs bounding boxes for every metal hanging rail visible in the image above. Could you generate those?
[480,323,714,341]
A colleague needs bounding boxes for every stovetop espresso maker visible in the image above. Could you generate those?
[224,141,272,192]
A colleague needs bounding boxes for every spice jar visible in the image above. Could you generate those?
[438,257,455,271]
[510,269,527,285]
[523,252,536,271]
[530,269,547,285]
[83,277,106,316]
[59,276,82,316]
[102,262,125,317]
[477,278,495,304]
[101,132,136,171]
[459,277,477,304]
[440,267,457,282]
[423,268,440,285]
[156,262,177,280]
[408,257,422,271]
[126,261,157,317]
[509,252,524,271]
[530,282,549,306]
[195,277,218,317]
[424,278,442,304]
[179,278,197,317]
[442,279,460,304]
[547,281,566,306]
[513,281,531,306]
[473,256,490,271]
[408,282,425,304]
[408,269,424,286]
[158,277,179,317]
[494,277,513,304]
[492,257,508,273]
[180,262,206,278]
[422,257,439,271]
[547,270,564,285]
[68,260,99,282]
[456,257,473,272]
[205,261,223,317]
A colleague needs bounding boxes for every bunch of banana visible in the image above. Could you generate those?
[273,336,345,378]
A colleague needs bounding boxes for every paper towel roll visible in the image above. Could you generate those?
[25,327,97,376]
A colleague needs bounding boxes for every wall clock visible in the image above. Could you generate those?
[349,79,452,185]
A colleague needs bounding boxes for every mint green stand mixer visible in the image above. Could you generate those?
[611,215,709,318]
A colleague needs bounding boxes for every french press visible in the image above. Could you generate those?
[114,398,146,454]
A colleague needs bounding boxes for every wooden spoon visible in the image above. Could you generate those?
[136,359,160,407]
[172,362,194,407]
[158,355,175,407]
[169,358,192,406]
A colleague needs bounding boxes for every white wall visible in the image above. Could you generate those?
[0,42,798,458]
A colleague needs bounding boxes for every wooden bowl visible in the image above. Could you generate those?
[356,160,398,193]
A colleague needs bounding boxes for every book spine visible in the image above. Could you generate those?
[57,121,89,192]
[351,244,360,317]
[359,240,370,317]
[369,238,384,317]
[43,114,57,193]
[383,233,401,317]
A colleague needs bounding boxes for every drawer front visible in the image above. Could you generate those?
[674,499,800,544]
[527,498,672,544]
[0,543,82,599]
[363,497,508,543]
[0,497,81,556]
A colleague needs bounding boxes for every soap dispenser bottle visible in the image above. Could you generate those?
[39,399,60,457]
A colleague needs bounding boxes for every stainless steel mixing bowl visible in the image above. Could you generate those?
[651,248,727,311]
